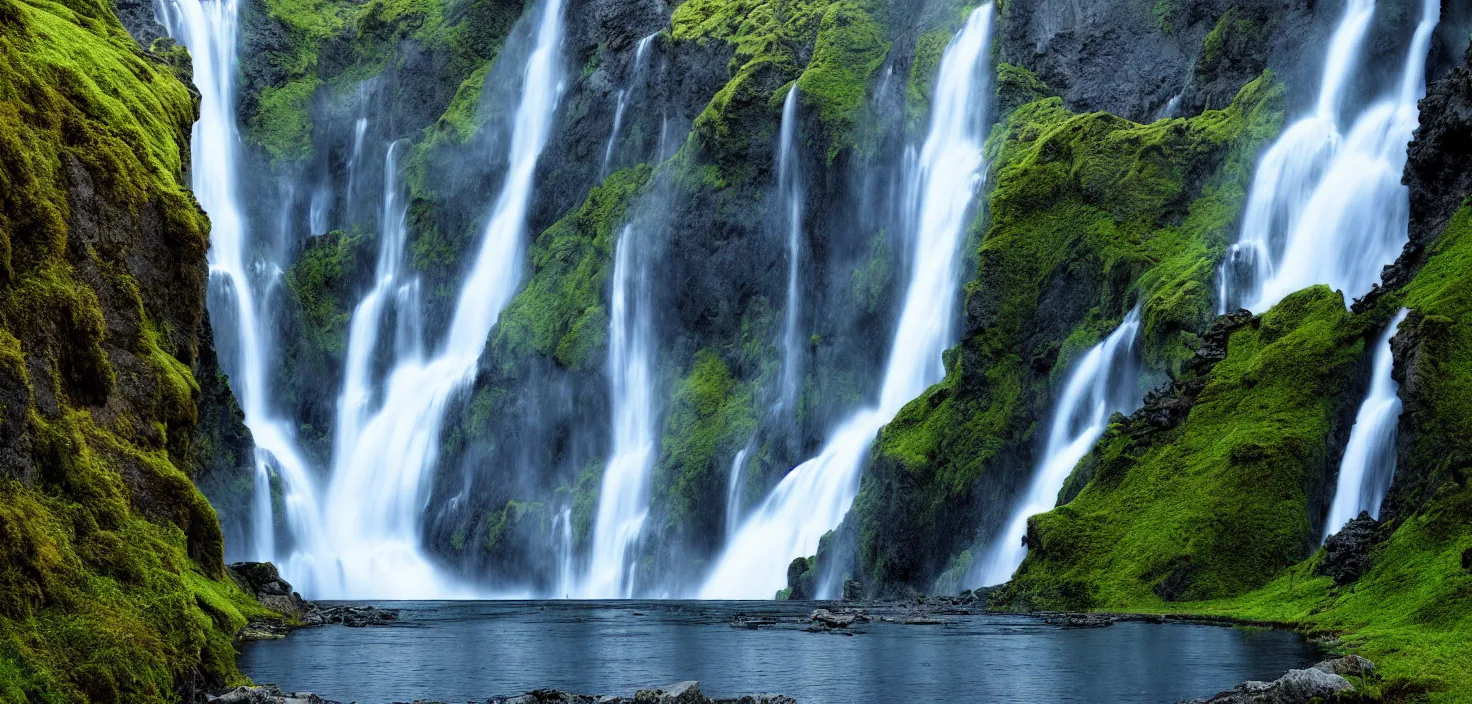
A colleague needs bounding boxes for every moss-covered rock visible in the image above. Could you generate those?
[0,0,275,697]
[852,72,1286,593]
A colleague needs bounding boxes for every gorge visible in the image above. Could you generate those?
[2,0,1471,699]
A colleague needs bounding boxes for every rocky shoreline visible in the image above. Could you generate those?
[228,562,401,642]
[207,680,793,704]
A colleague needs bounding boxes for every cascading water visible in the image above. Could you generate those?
[582,224,658,598]
[725,447,750,538]
[1218,0,1441,313]
[975,310,1143,586]
[776,85,804,414]
[697,5,996,599]
[1323,308,1410,538]
[301,0,567,598]
[602,33,657,175]
[158,0,323,565]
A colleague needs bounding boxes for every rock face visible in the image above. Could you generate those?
[1318,512,1380,585]
[1185,657,1370,704]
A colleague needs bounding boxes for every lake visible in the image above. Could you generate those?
[239,600,1320,703]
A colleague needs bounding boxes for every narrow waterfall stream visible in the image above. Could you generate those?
[303,0,567,598]
[976,310,1144,586]
[698,5,996,599]
[1218,0,1441,313]
[602,33,657,176]
[583,225,658,598]
[1324,309,1411,538]
[158,0,323,565]
[776,85,804,415]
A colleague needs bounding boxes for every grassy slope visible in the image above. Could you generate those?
[997,208,1472,701]
[852,71,1286,589]
[0,0,272,700]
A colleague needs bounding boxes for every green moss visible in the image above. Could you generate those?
[654,350,758,526]
[673,0,889,173]
[248,78,320,165]
[1000,286,1367,607]
[493,165,653,371]
[986,209,1472,701]
[286,229,369,357]
[853,74,1286,589]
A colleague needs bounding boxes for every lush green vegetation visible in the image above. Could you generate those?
[853,70,1286,590]
[994,208,1472,699]
[246,0,522,162]
[285,229,370,357]
[653,350,757,527]
[493,165,654,372]
[0,0,275,698]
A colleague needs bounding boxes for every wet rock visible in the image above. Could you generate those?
[728,614,777,630]
[1042,613,1116,628]
[841,579,862,602]
[490,682,795,704]
[208,685,339,704]
[230,562,314,620]
[1186,665,1355,703]
[307,604,400,627]
[1319,512,1380,585]
[807,608,861,629]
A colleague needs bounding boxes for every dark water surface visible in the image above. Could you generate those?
[239,601,1319,703]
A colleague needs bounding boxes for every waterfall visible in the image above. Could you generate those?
[776,85,804,414]
[602,33,657,175]
[1218,0,1440,313]
[582,224,658,598]
[1324,308,1410,538]
[159,0,324,565]
[301,0,566,598]
[975,310,1143,586]
[697,5,996,599]
[725,447,750,538]
[553,506,575,598]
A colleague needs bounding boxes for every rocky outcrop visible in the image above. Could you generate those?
[1185,656,1374,704]
[1318,513,1381,585]
[229,561,400,634]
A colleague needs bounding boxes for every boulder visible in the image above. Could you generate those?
[1188,666,1353,703]
[229,562,314,620]
[841,579,862,601]
[1312,655,1375,678]
[1319,513,1380,585]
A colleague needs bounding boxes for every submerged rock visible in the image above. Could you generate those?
[1042,613,1116,628]
[1319,513,1380,585]
[208,685,339,704]
[490,681,796,704]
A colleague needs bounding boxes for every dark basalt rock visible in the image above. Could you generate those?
[229,561,400,634]
[1319,512,1381,585]
[1355,41,1472,314]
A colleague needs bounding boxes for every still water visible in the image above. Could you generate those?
[239,601,1320,703]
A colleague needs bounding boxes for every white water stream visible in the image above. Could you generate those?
[159,0,324,566]
[1219,0,1440,313]
[581,225,658,598]
[975,310,1143,586]
[1323,308,1410,538]
[697,5,997,599]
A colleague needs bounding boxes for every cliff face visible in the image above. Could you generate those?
[0,0,268,699]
